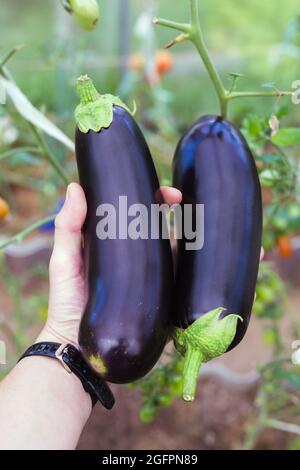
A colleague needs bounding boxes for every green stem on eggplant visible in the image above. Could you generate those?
[75,75,135,133]
[173,308,242,401]
[77,74,99,104]
[0,215,55,251]
[182,346,203,401]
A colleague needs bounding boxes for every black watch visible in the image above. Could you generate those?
[18,342,115,410]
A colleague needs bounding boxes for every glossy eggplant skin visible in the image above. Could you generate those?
[173,115,262,350]
[75,106,173,384]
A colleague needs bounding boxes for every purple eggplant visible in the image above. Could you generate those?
[172,115,262,401]
[74,76,173,384]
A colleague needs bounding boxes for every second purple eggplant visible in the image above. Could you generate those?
[172,115,262,401]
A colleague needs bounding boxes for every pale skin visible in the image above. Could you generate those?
[0,182,182,450]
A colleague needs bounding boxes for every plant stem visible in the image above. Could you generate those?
[259,355,291,372]
[154,0,293,117]
[77,75,99,104]
[267,419,300,436]
[155,0,227,116]
[0,45,24,70]
[0,215,55,251]
[244,388,268,449]
[228,91,294,100]
[153,17,191,34]
[189,0,225,105]
[60,0,72,13]
[191,33,227,115]
[30,125,69,185]
[0,147,41,162]
[243,423,263,450]
[182,346,203,401]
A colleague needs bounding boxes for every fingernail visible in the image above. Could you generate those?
[65,184,72,203]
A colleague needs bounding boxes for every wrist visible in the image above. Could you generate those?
[37,323,79,348]
[18,354,92,423]
[23,340,115,411]
[33,330,93,415]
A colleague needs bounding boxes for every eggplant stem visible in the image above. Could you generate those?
[182,346,203,402]
[77,75,99,105]
[173,308,242,403]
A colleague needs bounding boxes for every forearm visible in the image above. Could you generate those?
[0,333,92,450]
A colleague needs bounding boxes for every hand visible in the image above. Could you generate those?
[38,183,182,346]
[38,182,262,346]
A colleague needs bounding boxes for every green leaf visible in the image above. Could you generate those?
[259,169,280,188]
[277,369,300,389]
[0,77,74,151]
[243,115,263,138]
[263,329,277,346]
[257,153,281,164]
[10,152,42,166]
[276,105,289,119]
[271,128,300,147]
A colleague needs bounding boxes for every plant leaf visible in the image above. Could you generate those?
[271,128,300,147]
[0,77,74,151]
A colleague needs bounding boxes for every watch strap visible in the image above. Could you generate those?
[18,342,115,410]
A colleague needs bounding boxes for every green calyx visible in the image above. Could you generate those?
[68,0,100,31]
[173,307,243,402]
[75,75,136,133]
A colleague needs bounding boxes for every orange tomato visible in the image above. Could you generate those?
[128,53,145,73]
[277,236,293,258]
[0,197,9,219]
[155,50,173,77]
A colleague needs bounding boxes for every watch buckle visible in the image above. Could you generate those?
[55,344,72,373]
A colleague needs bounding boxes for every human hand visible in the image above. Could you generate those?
[37,183,182,346]
[38,182,262,346]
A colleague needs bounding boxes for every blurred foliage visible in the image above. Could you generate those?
[130,111,300,450]
[129,351,184,423]
[242,111,300,252]
[245,358,300,450]
[254,262,285,323]
[1,0,300,451]
[0,253,48,381]
[1,0,300,126]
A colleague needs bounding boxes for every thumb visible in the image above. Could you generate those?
[49,183,87,279]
